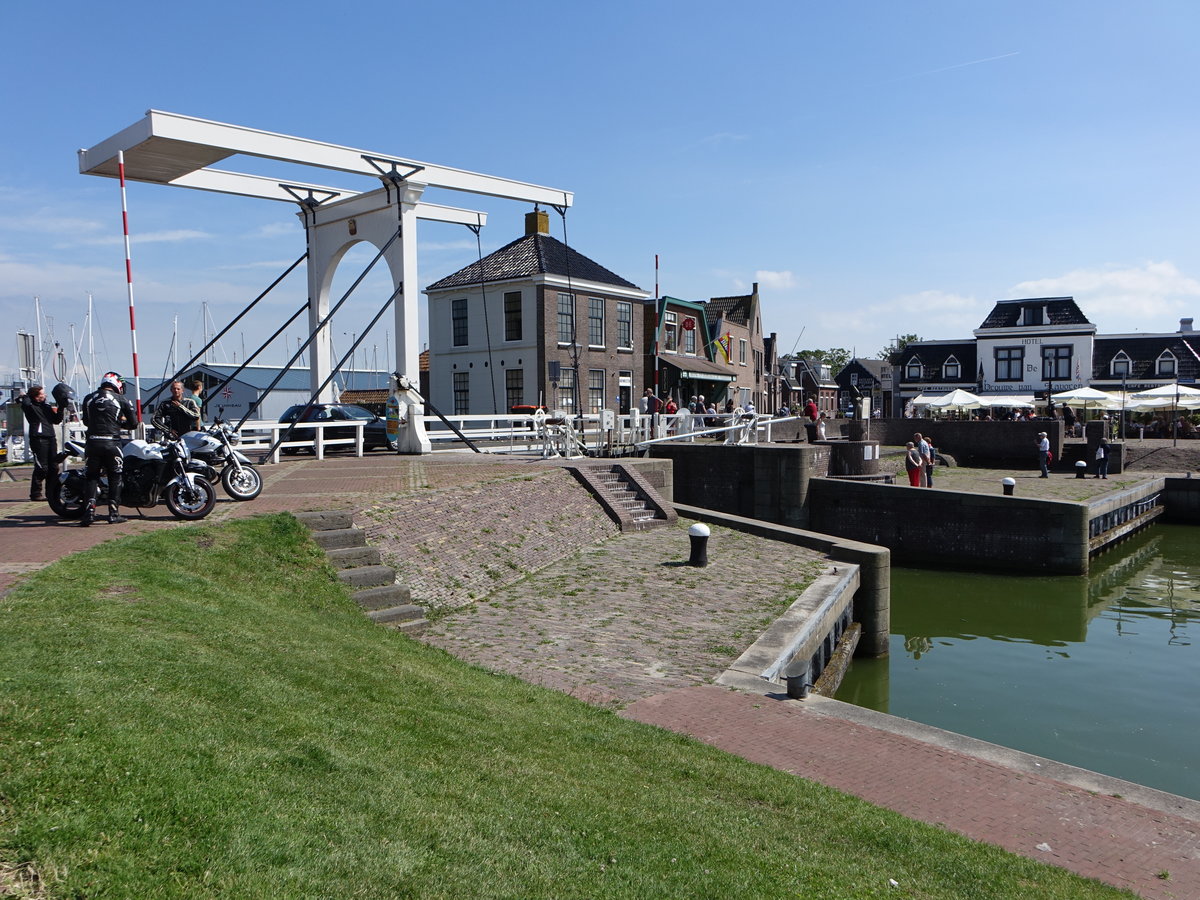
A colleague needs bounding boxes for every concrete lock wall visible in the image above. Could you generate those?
[649,443,830,530]
[869,419,1064,467]
[807,479,1090,575]
[1163,477,1200,524]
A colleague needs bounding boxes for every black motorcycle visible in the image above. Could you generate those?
[49,429,217,521]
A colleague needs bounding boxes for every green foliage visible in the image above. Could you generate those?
[0,516,1126,899]
[793,348,853,371]
[878,333,925,361]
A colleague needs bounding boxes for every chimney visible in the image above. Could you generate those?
[525,208,550,236]
[1181,317,1194,333]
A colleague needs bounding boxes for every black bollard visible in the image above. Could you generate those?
[688,523,710,567]
[1002,477,1015,496]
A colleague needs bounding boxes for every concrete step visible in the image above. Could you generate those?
[392,617,430,637]
[311,527,366,550]
[337,565,396,589]
[353,584,412,611]
[295,509,355,531]
[367,603,426,625]
[326,545,382,569]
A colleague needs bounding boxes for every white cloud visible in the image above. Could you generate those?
[70,229,212,248]
[699,132,750,145]
[755,269,797,291]
[1010,261,1200,329]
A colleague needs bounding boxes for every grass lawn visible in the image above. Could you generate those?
[0,515,1131,899]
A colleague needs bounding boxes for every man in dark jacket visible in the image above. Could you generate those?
[18,385,65,502]
[157,380,201,436]
[80,372,138,526]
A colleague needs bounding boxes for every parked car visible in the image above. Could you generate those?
[278,403,393,453]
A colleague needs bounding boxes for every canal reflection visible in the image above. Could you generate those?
[836,523,1200,800]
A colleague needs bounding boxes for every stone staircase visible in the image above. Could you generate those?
[567,464,677,532]
[295,510,429,636]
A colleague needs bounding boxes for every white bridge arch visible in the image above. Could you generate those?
[79,110,573,453]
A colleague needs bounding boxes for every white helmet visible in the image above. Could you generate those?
[100,372,125,393]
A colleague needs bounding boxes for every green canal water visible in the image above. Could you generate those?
[836,523,1200,801]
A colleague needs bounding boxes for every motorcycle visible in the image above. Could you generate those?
[49,427,217,521]
[180,416,263,501]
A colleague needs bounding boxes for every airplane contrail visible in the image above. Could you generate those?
[907,51,1021,80]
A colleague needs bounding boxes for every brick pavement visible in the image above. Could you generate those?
[623,685,1200,899]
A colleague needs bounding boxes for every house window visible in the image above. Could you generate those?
[557,292,575,345]
[906,356,922,380]
[1041,345,1072,380]
[505,368,523,412]
[1157,351,1177,376]
[850,372,859,386]
[588,369,605,413]
[588,297,605,347]
[995,347,1023,381]
[683,322,696,355]
[664,312,678,352]
[944,355,960,379]
[452,298,468,347]
[617,301,633,349]
[1022,306,1044,326]
[739,339,747,365]
[504,291,522,341]
[453,372,469,414]
[1111,352,1131,377]
[557,367,575,412]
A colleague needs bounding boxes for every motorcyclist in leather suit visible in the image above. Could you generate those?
[80,372,137,526]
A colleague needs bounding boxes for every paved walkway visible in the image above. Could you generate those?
[4,449,1200,897]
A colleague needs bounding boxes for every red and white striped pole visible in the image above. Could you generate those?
[117,151,143,424]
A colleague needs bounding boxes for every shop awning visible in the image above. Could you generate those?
[661,356,736,382]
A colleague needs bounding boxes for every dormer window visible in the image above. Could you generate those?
[905,356,923,380]
[1111,352,1131,377]
[943,355,961,379]
[1157,350,1177,377]
[1022,306,1044,326]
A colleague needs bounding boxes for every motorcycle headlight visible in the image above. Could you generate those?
[226,429,240,446]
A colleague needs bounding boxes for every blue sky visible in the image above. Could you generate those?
[3,0,1198,388]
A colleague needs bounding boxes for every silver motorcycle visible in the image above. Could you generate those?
[181,417,263,501]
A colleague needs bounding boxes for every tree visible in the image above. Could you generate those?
[791,348,853,372]
[878,334,924,361]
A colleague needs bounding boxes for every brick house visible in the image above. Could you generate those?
[642,296,735,408]
[425,210,650,416]
[701,284,767,410]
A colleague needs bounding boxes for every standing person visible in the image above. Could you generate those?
[158,381,201,435]
[187,380,205,423]
[924,435,937,487]
[18,385,65,502]
[804,397,819,422]
[816,413,827,441]
[1063,405,1076,437]
[904,442,923,486]
[80,372,138,526]
[913,432,932,485]
[639,388,652,415]
[1037,431,1051,478]
[1095,436,1110,479]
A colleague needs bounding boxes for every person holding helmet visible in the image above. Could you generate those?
[17,384,66,502]
[80,372,137,526]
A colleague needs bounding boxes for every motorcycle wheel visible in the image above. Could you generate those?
[221,464,263,501]
[165,478,217,520]
[48,481,88,519]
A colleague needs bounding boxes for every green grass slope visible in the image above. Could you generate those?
[0,515,1128,899]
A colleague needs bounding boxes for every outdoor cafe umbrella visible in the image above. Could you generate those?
[1049,386,1120,422]
[1128,383,1200,443]
[927,389,983,411]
